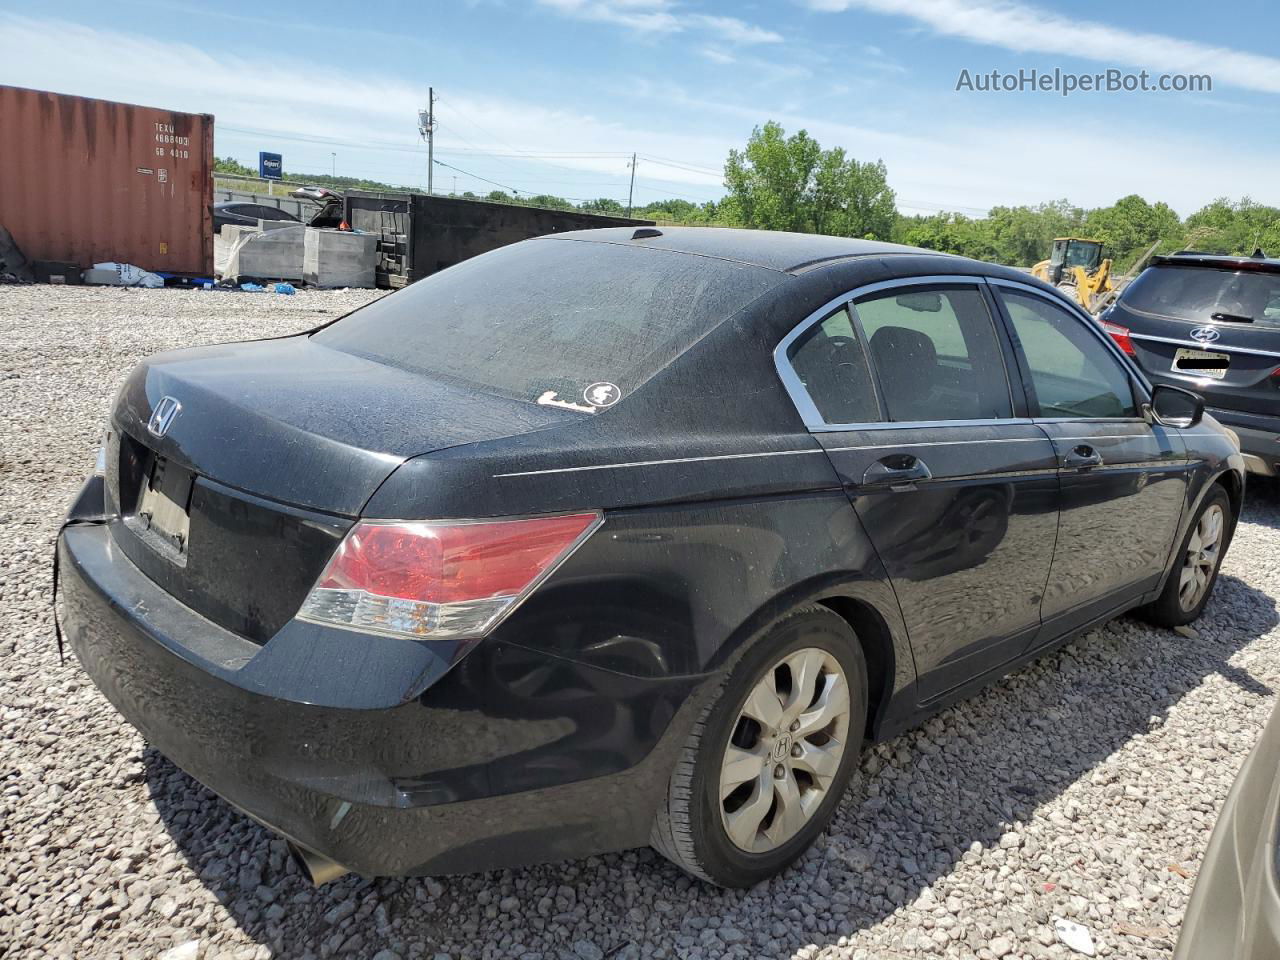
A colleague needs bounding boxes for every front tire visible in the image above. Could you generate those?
[1141,485,1234,627]
[651,605,868,887]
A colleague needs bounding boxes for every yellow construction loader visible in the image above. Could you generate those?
[1031,237,1113,312]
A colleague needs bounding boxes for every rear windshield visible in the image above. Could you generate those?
[314,237,780,408]
[1122,264,1280,328]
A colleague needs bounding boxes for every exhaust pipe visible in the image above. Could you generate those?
[288,841,351,886]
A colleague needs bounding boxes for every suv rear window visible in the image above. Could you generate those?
[1122,264,1280,328]
[314,237,779,406]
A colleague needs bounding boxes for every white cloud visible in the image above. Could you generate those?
[0,15,727,200]
[625,79,1278,216]
[2,12,1274,215]
[689,14,782,45]
[807,0,1280,94]
[699,46,737,65]
[535,0,679,33]
[536,0,780,43]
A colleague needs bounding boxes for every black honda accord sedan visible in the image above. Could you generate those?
[58,227,1244,888]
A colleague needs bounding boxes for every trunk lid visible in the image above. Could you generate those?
[105,334,580,643]
[112,335,579,515]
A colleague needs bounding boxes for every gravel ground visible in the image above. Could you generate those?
[3,284,1279,960]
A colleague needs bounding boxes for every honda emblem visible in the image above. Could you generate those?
[147,396,182,438]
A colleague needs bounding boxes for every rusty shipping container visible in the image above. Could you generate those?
[0,85,214,276]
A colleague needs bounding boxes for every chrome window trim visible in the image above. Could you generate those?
[809,417,1034,433]
[1128,330,1280,361]
[825,436,1047,453]
[773,274,1013,432]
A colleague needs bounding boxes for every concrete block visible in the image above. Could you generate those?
[223,224,305,281]
[303,228,377,288]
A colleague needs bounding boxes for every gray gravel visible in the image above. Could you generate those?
[3,284,1279,960]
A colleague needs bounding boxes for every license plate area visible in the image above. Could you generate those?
[126,455,193,565]
[1173,347,1229,380]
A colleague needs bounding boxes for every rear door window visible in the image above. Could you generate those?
[314,237,781,406]
[999,290,1137,418]
[785,306,881,425]
[854,286,1013,422]
[1122,265,1280,329]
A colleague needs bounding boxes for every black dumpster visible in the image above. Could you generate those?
[342,191,654,288]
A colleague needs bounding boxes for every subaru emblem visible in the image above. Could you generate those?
[147,396,182,438]
[1189,326,1221,344]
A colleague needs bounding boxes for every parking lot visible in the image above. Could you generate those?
[3,284,1279,960]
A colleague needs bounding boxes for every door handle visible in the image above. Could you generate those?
[1062,444,1103,470]
[862,454,932,488]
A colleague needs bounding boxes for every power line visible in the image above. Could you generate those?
[637,153,723,177]
[430,158,522,195]
[430,158,624,204]
[633,180,717,204]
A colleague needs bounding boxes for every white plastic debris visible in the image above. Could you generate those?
[92,261,163,288]
[1054,917,1096,956]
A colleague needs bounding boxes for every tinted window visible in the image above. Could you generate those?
[1001,290,1137,418]
[1122,264,1280,329]
[855,286,1012,422]
[314,238,780,405]
[786,306,881,424]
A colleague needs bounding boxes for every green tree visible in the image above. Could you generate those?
[214,156,256,177]
[723,121,896,239]
[1085,194,1182,269]
[582,197,625,214]
[985,200,1085,266]
[1183,197,1280,256]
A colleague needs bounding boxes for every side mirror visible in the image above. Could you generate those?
[1147,384,1204,428]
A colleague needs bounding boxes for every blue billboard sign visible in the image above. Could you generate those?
[258,151,283,180]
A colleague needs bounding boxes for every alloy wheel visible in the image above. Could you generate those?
[718,647,851,854]
[1178,503,1224,612]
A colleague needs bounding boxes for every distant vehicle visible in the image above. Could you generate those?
[1101,251,1280,477]
[58,228,1243,890]
[1174,697,1280,959]
[289,186,344,229]
[212,202,301,233]
[1031,237,1114,312]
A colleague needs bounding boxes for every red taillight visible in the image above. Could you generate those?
[1101,319,1136,356]
[298,513,601,640]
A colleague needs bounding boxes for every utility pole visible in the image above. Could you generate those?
[418,88,437,195]
[627,153,636,216]
[331,152,336,177]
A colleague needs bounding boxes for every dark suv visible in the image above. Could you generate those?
[1101,252,1280,477]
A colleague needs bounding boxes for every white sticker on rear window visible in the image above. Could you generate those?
[536,390,598,414]
[583,382,621,408]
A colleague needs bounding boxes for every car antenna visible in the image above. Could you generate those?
[1251,246,1267,259]
[631,227,663,240]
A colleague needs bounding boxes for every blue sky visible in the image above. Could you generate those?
[2,1,1278,216]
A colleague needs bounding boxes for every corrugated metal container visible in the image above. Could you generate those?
[0,85,213,275]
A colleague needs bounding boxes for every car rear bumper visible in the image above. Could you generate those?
[1174,701,1280,958]
[58,482,705,877]
[1207,407,1280,476]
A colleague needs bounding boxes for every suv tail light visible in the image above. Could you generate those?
[1101,319,1137,356]
[297,513,602,641]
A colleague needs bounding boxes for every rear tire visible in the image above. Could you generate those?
[650,605,868,887]
[1140,485,1234,627]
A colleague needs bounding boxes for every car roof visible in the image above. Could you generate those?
[1153,252,1280,274]
[544,226,940,274]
